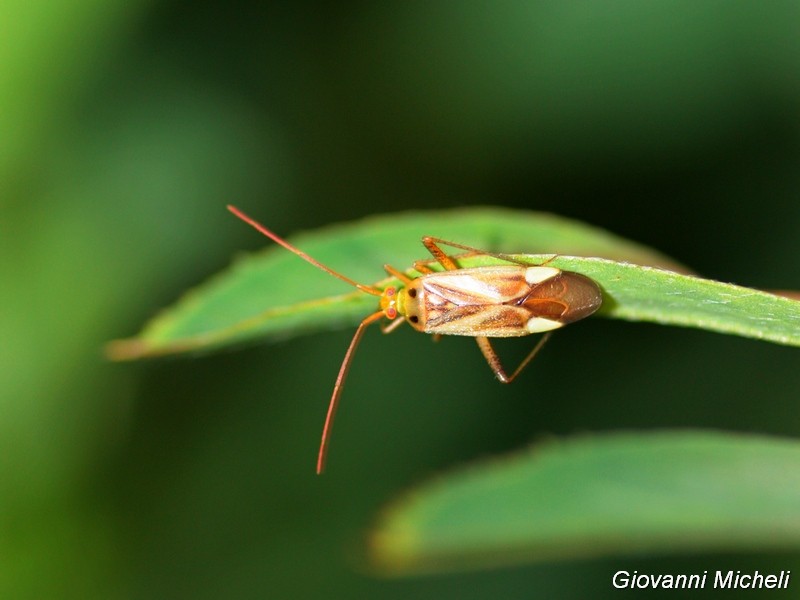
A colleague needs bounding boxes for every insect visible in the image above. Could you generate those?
[227,205,603,473]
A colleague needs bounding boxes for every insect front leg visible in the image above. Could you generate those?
[381,317,405,334]
[475,333,553,384]
[412,259,436,274]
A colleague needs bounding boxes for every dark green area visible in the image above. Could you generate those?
[3,1,800,598]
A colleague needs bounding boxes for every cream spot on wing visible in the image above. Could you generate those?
[526,317,564,333]
[525,266,560,285]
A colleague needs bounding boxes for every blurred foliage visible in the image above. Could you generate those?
[372,431,800,574]
[2,1,800,598]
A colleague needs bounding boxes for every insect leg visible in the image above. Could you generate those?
[420,237,463,271]
[412,259,436,274]
[381,317,405,334]
[383,264,413,285]
[422,235,557,267]
[422,236,493,256]
[475,332,553,384]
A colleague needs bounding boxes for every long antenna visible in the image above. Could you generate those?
[316,309,385,474]
[227,205,382,297]
[228,205,392,474]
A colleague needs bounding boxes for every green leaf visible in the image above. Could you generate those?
[107,207,800,359]
[369,430,800,574]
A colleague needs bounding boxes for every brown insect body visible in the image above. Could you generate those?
[401,266,602,337]
[226,206,603,473]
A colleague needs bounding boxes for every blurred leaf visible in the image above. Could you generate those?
[370,431,800,574]
[0,0,151,186]
[108,207,800,359]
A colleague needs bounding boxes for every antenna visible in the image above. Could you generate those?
[228,205,391,473]
[316,309,385,473]
[227,205,382,297]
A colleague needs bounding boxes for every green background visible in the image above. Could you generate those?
[2,1,799,597]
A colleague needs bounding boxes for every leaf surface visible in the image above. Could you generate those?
[108,207,800,359]
[369,431,800,574]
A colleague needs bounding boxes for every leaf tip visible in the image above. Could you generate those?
[367,519,419,574]
[104,338,149,361]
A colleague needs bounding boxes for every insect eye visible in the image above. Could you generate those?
[408,288,417,298]
[386,307,397,319]
[409,315,419,323]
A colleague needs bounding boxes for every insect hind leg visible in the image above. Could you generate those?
[421,236,556,269]
[475,332,553,384]
[420,236,463,271]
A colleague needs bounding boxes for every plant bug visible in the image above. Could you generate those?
[227,206,603,473]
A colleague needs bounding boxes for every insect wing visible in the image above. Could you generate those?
[523,271,603,324]
[420,266,532,306]
[418,266,554,337]
[417,266,601,337]
[425,303,546,337]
